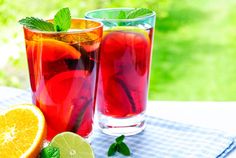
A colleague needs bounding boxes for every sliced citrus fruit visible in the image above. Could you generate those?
[101,28,150,75]
[50,132,94,158]
[108,26,150,41]
[101,31,127,59]
[42,70,89,103]
[0,104,46,158]
[104,76,133,117]
[102,26,150,60]
[37,70,92,138]
[82,42,100,53]
[26,38,81,62]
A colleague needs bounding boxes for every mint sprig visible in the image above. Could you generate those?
[126,8,153,19]
[54,7,71,32]
[108,135,131,157]
[116,134,125,143]
[18,17,54,31]
[18,8,71,32]
[40,146,60,158]
[116,8,153,19]
[117,142,131,156]
[117,10,127,19]
[108,143,117,156]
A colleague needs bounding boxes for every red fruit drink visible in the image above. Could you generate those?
[85,8,156,136]
[97,27,154,118]
[23,19,103,140]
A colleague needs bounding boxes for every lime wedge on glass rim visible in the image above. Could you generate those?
[50,132,95,158]
[107,26,150,41]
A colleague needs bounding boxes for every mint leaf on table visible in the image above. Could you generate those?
[18,17,54,31]
[108,143,117,156]
[107,135,131,157]
[117,142,131,156]
[54,7,71,32]
[40,146,60,158]
[116,135,125,143]
[126,8,153,19]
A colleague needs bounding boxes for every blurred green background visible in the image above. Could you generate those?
[0,0,236,100]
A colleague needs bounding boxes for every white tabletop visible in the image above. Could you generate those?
[147,101,236,157]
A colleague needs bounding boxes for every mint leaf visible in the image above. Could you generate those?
[126,8,153,19]
[115,135,125,143]
[19,8,72,32]
[117,11,127,19]
[18,17,54,31]
[54,7,71,32]
[40,146,60,158]
[108,143,117,156]
[117,142,131,156]
[107,135,131,157]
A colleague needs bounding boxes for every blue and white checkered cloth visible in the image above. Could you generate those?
[0,87,236,158]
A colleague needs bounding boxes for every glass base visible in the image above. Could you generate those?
[98,112,146,136]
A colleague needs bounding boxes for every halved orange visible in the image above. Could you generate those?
[0,104,46,158]
[26,38,81,62]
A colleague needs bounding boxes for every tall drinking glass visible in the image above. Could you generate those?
[23,19,103,140]
[85,8,156,135]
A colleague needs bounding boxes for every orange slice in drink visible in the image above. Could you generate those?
[101,26,150,75]
[44,70,89,103]
[0,104,46,158]
[101,26,150,60]
[82,42,100,53]
[26,39,81,62]
[37,70,90,134]
[101,31,127,59]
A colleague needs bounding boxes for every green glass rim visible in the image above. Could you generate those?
[85,8,156,22]
[23,18,103,34]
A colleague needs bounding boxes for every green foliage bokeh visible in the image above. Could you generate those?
[0,0,236,100]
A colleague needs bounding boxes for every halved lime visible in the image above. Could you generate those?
[50,132,94,158]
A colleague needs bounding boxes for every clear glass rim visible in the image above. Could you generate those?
[23,18,103,34]
[85,8,156,22]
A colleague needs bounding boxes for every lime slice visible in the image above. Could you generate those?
[50,132,94,158]
[107,26,150,41]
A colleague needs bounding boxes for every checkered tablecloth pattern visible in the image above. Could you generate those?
[0,87,236,158]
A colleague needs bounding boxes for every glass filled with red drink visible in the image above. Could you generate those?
[23,19,103,140]
[85,8,156,135]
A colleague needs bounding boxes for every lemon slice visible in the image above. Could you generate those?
[50,132,95,158]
